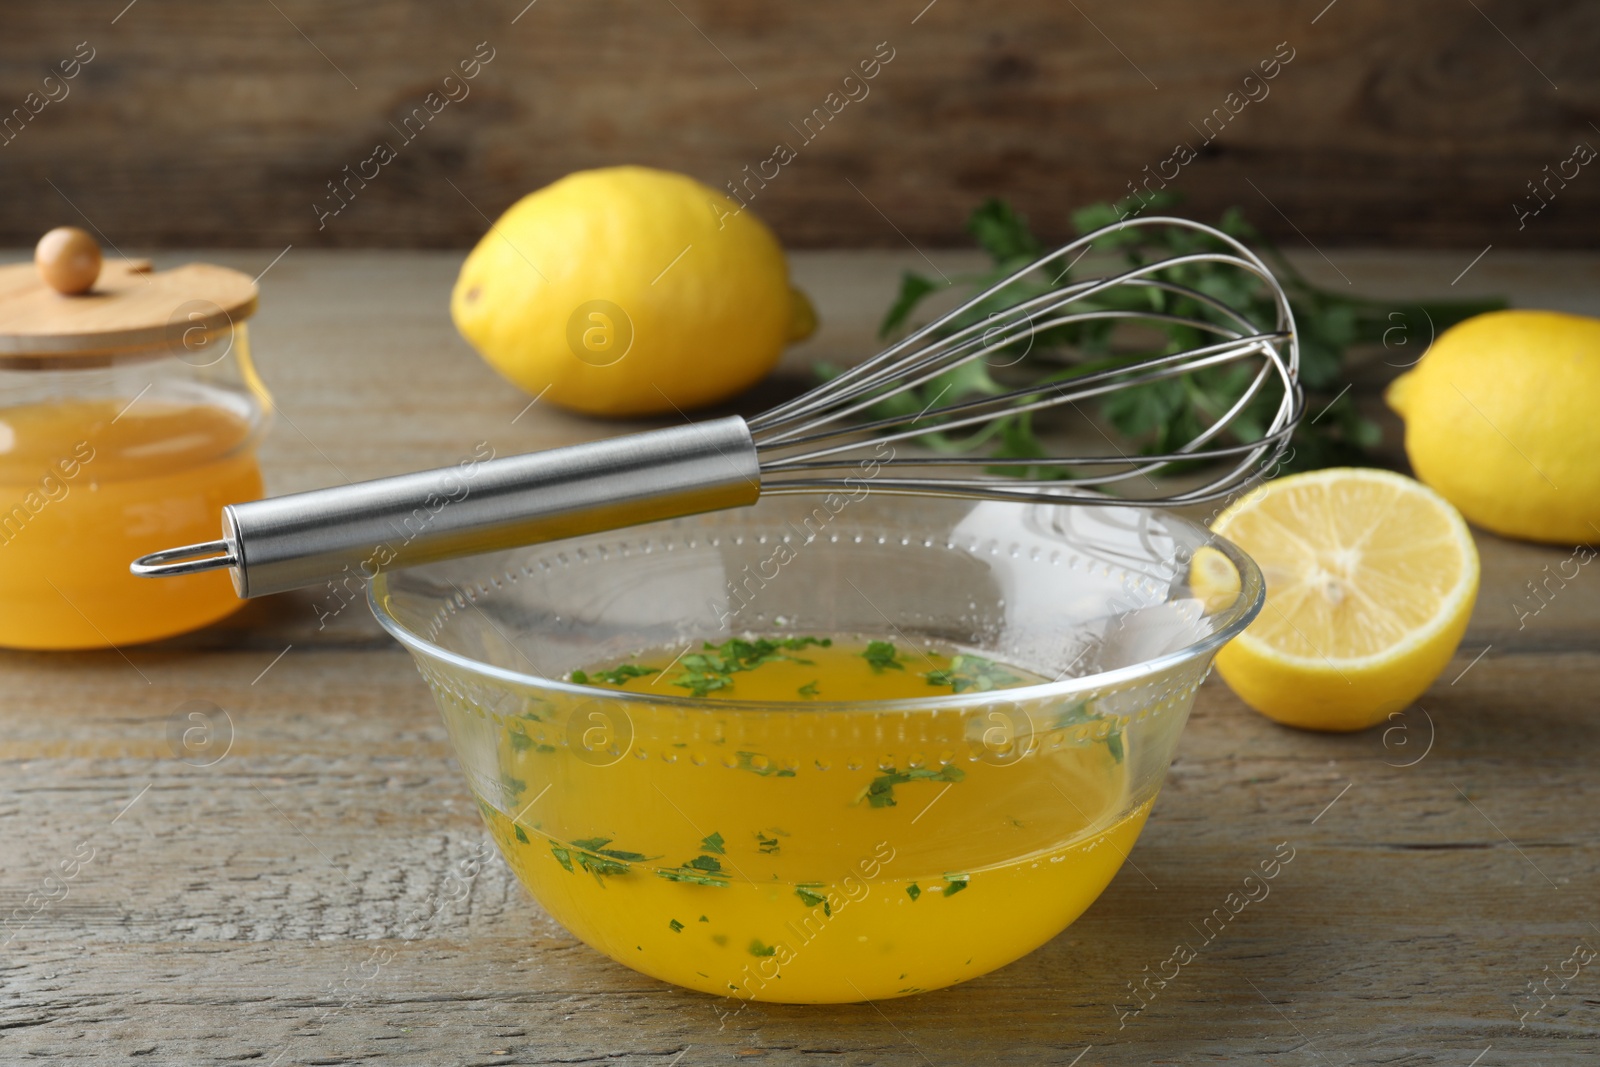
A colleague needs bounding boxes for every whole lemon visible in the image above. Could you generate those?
[452,166,815,417]
[1386,309,1600,544]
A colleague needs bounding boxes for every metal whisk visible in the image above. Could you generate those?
[133,216,1300,598]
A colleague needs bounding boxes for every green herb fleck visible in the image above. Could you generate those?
[1052,701,1090,730]
[924,654,1023,694]
[699,832,725,855]
[1106,731,1125,764]
[669,919,685,933]
[798,680,820,698]
[943,873,970,898]
[569,669,590,684]
[672,667,733,698]
[795,885,831,916]
[860,764,966,808]
[698,915,710,923]
[861,640,904,673]
[1053,701,1125,763]
[571,837,649,861]
[509,730,535,752]
[501,773,526,795]
[670,636,833,697]
[551,836,654,886]
[736,751,797,777]
[907,883,922,902]
[756,832,782,855]
[589,663,660,685]
[749,939,777,957]
[658,852,730,888]
[514,825,529,844]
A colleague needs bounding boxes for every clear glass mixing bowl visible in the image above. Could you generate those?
[368,492,1263,1003]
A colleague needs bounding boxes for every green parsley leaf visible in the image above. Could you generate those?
[514,825,529,844]
[736,751,797,777]
[756,832,782,854]
[1053,701,1125,763]
[795,885,831,916]
[508,731,535,752]
[699,832,725,855]
[924,654,1023,694]
[673,671,732,698]
[569,669,589,684]
[669,919,685,933]
[907,883,922,902]
[862,640,905,673]
[586,663,659,686]
[749,940,777,958]
[669,636,833,696]
[658,852,731,887]
[967,197,1042,263]
[861,764,966,808]
[880,271,942,339]
[943,873,970,898]
[798,680,820,698]
[550,836,654,886]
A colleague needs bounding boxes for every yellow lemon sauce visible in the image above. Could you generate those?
[475,637,1148,1002]
[0,395,260,649]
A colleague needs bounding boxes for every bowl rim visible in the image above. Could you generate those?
[366,500,1265,714]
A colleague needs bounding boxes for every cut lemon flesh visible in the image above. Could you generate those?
[1207,467,1479,732]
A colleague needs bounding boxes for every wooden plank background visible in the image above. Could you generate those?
[0,0,1595,248]
[1,247,1597,1063]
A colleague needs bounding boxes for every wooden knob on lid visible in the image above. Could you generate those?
[35,227,103,295]
[0,249,257,364]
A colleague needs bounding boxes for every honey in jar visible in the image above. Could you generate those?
[0,235,269,649]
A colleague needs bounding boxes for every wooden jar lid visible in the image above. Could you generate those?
[0,257,258,359]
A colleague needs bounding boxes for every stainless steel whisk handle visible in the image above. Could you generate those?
[131,416,761,598]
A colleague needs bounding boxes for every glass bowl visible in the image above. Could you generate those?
[368,492,1263,1004]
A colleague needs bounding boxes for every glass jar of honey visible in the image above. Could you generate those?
[0,232,270,649]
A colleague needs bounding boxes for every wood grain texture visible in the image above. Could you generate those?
[0,249,1597,1065]
[0,1,1596,249]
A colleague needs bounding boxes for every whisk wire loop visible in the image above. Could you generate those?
[750,216,1301,507]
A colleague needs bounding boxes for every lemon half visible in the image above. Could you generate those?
[1202,467,1479,732]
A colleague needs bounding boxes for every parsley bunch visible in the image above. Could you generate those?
[865,195,1506,477]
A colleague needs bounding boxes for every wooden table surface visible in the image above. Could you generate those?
[2,248,1598,1065]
